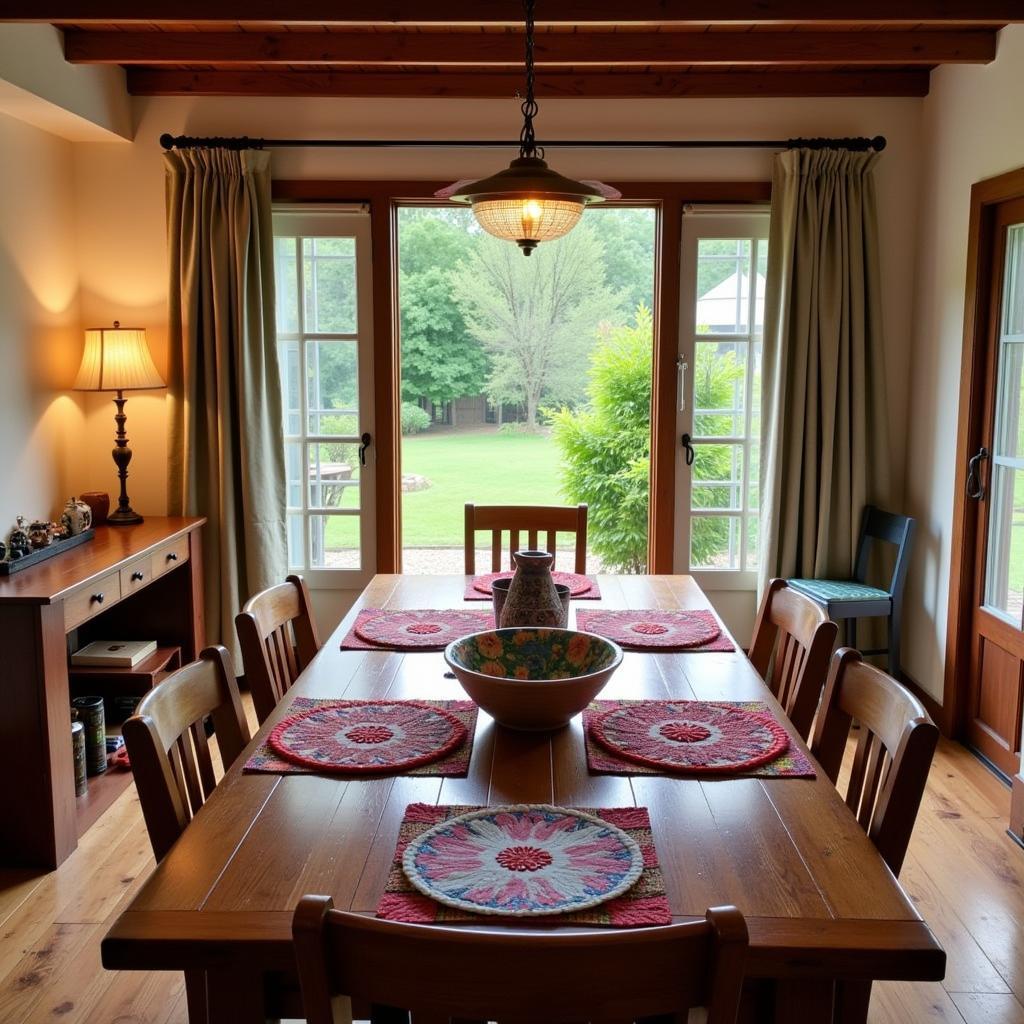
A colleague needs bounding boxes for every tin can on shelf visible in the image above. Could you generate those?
[71,720,88,797]
[71,695,107,776]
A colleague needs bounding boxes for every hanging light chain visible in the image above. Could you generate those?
[518,0,543,161]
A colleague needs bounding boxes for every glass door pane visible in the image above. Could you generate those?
[984,224,1024,623]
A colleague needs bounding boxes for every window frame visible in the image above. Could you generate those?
[273,204,377,590]
[675,205,770,589]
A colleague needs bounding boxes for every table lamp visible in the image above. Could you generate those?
[73,322,165,526]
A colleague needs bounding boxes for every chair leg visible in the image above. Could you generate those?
[835,979,872,1024]
[889,609,902,678]
[847,617,857,651]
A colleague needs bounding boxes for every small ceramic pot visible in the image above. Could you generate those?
[29,520,52,548]
[499,550,564,629]
[61,497,93,536]
[495,580,570,627]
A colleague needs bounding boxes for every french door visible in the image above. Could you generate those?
[273,205,377,590]
[965,196,1024,776]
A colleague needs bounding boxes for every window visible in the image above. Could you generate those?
[273,206,375,585]
[676,208,769,584]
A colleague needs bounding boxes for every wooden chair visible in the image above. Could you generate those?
[748,578,838,740]
[293,895,748,1024]
[464,502,588,575]
[809,647,939,1024]
[810,647,938,877]
[235,573,321,724]
[123,645,252,1024]
[787,505,916,677]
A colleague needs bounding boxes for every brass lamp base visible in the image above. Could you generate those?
[107,390,144,528]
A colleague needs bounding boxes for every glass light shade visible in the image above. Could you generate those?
[472,196,584,247]
[450,156,604,254]
[73,324,165,392]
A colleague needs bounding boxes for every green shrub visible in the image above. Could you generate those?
[401,402,431,435]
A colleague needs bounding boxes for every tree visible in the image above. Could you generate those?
[451,224,621,429]
[550,307,745,572]
[397,216,489,409]
[548,306,653,573]
[585,207,656,313]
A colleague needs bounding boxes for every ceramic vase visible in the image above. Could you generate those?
[499,550,567,629]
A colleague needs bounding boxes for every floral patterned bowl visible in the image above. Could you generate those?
[444,628,622,731]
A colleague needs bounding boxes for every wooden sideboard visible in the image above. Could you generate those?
[0,517,206,869]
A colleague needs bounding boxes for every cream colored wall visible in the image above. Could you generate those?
[0,110,85,534]
[70,92,923,636]
[902,25,1024,702]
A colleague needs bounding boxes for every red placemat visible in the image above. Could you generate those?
[584,701,816,779]
[463,572,601,601]
[341,608,493,650]
[575,608,734,651]
[377,803,671,928]
[243,698,478,777]
[268,700,466,774]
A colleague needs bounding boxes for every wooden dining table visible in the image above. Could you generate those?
[101,573,945,1022]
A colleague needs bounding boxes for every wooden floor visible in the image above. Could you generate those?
[0,733,1021,1023]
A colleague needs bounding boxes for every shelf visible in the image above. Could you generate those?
[75,766,133,838]
[69,645,182,697]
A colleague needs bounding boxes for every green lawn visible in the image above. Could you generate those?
[400,429,564,546]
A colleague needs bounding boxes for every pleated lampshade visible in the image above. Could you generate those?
[73,323,164,392]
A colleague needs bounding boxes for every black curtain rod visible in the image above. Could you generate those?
[159,133,886,153]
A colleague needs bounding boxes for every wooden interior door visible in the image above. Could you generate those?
[966,197,1024,776]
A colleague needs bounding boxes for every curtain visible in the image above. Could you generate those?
[759,147,891,590]
[164,147,286,660]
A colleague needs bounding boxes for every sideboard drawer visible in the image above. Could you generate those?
[152,536,190,579]
[120,557,152,595]
[64,572,121,632]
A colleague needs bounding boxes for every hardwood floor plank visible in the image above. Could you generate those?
[951,992,1024,1024]
[872,980,967,1022]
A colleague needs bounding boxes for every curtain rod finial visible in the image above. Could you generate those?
[159,133,175,150]
[871,135,887,152]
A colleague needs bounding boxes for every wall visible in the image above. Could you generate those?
[0,110,85,534]
[71,92,923,636]
[902,25,1024,702]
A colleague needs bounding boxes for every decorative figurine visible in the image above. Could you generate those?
[8,517,30,559]
[29,520,53,548]
[60,497,93,537]
[0,539,6,562]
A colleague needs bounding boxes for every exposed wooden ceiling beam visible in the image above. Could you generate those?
[125,68,931,98]
[63,29,997,66]
[7,1,1019,24]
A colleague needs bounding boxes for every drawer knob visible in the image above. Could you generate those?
[166,552,178,562]
[91,592,104,605]
[131,571,144,582]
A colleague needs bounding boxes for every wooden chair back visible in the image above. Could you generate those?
[854,505,916,597]
[293,896,748,1024]
[236,573,321,724]
[810,647,938,875]
[123,646,251,863]
[464,502,588,574]
[749,578,838,739]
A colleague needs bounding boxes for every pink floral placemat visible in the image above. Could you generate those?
[575,608,734,652]
[341,608,493,650]
[584,700,816,779]
[463,572,602,601]
[376,802,671,927]
[243,698,479,777]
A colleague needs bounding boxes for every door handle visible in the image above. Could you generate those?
[966,446,989,500]
[681,432,696,467]
[358,432,372,467]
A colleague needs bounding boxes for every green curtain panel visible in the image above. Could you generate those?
[759,148,891,592]
[164,148,286,660]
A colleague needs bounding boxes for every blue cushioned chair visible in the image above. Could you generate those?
[788,506,915,678]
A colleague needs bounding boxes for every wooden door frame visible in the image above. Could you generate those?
[272,178,769,574]
[944,165,1024,738]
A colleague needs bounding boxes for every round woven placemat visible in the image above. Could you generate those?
[354,609,490,649]
[589,701,789,773]
[472,570,593,597]
[268,700,466,774]
[578,609,720,649]
[401,803,643,917]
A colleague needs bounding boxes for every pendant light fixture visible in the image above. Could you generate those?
[446,0,608,254]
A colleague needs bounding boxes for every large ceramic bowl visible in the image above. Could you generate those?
[444,628,623,731]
